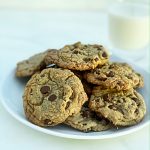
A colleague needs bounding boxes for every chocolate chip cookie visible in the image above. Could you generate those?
[16,50,50,77]
[23,68,88,127]
[65,107,112,132]
[89,86,146,126]
[84,62,144,91]
[45,42,109,71]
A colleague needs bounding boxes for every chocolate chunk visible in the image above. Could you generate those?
[48,94,57,101]
[107,71,115,77]
[65,101,71,109]
[40,86,50,94]
[102,52,108,58]
[44,119,51,125]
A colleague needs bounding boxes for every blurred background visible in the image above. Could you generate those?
[0,0,149,68]
[0,0,149,10]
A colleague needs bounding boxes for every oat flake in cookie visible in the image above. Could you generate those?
[84,62,144,91]
[89,86,146,126]
[65,107,112,132]
[23,68,88,127]
[45,42,109,71]
[16,50,52,77]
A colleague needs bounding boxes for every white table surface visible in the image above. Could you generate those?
[0,10,149,150]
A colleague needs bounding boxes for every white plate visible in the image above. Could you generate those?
[0,55,150,140]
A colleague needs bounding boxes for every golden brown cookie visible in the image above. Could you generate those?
[16,50,53,77]
[45,42,109,71]
[84,62,144,91]
[23,68,88,127]
[89,86,146,126]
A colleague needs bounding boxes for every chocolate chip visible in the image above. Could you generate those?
[44,119,51,125]
[102,52,108,58]
[40,86,50,94]
[82,110,91,118]
[94,57,99,62]
[107,71,115,77]
[65,101,70,109]
[48,94,57,101]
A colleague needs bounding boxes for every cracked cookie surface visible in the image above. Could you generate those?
[65,106,112,132]
[84,62,144,91]
[16,50,49,77]
[89,86,146,126]
[23,68,88,126]
[45,42,109,71]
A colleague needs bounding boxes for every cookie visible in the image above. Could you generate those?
[45,42,109,71]
[16,50,50,77]
[89,86,146,126]
[23,68,88,127]
[65,106,112,132]
[84,62,144,91]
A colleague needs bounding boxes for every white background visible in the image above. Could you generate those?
[0,0,149,150]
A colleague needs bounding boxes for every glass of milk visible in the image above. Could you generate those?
[108,1,150,52]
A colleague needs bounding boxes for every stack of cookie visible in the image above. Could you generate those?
[16,42,146,132]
